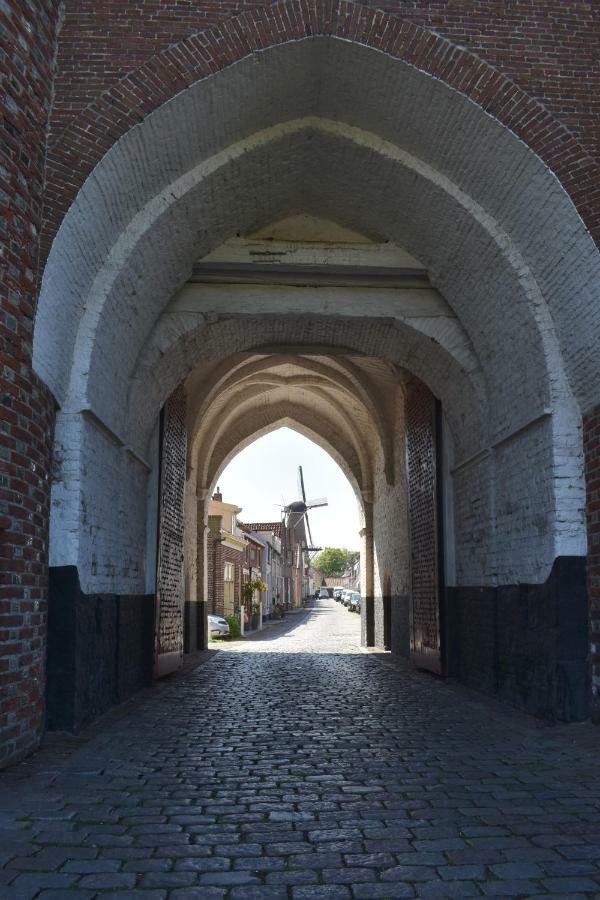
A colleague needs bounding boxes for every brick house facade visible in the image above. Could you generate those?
[242,531,264,626]
[205,491,247,619]
[243,517,307,609]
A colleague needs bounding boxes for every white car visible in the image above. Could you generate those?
[208,614,230,638]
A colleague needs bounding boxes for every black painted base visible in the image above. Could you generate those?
[446,556,589,722]
[360,597,375,646]
[391,593,411,658]
[184,600,208,652]
[46,566,155,732]
[367,558,589,723]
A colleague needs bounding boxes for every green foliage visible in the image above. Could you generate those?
[313,547,358,577]
[225,615,242,638]
[243,577,268,601]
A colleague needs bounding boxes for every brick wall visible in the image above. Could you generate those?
[372,383,410,655]
[155,384,187,663]
[206,518,244,618]
[50,1,599,161]
[206,518,224,617]
[41,0,600,266]
[45,566,154,733]
[584,405,600,721]
[0,0,60,768]
[405,380,442,673]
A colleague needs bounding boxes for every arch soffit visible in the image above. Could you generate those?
[195,390,373,499]
[201,410,369,512]
[197,381,380,479]
[142,285,480,420]
[37,114,567,417]
[32,36,600,427]
[43,5,599,259]
[187,353,396,480]
[132,321,484,462]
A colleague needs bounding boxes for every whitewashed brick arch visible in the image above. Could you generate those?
[34,37,598,592]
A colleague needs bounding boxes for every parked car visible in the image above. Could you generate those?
[341,589,352,607]
[208,614,230,638]
[348,592,361,613]
[333,588,343,601]
[318,587,330,599]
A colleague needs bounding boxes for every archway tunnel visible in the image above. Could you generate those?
[16,34,599,761]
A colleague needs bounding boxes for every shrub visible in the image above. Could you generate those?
[243,577,268,603]
[225,614,242,638]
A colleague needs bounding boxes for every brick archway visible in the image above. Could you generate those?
[42,0,600,265]
[4,2,599,768]
[35,31,596,726]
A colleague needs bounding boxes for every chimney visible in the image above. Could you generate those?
[212,486,223,502]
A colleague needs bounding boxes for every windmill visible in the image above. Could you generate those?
[284,465,327,555]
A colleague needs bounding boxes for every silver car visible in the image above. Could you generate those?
[341,589,352,607]
[348,592,361,613]
[208,614,230,638]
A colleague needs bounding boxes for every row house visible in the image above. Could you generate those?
[206,488,247,618]
[243,530,265,629]
[242,510,307,611]
[307,567,325,596]
[206,489,310,624]
[242,522,287,615]
[242,527,284,621]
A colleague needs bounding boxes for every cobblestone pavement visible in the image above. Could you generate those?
[1,598,600,899]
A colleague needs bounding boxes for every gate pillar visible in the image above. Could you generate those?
[406,381,445,674]
[154,384,187,677]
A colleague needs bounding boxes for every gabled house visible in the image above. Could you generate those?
[206,488,247,618]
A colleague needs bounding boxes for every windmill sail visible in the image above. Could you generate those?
[305,510,314,549]
[298,465,307,504]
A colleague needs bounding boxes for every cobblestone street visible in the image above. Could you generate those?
[1,598,599,899]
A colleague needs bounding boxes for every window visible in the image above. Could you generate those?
[224,562,234,616]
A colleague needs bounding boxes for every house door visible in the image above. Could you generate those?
[155,385,187,678]
[406,381,444,675]
[224,563,235,617]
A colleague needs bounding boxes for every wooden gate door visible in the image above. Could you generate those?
[155,384,187,678]
[406,381,444,674]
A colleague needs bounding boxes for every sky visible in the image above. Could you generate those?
[217,427,361,552]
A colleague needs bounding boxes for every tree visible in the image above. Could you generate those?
[313,547,356,577]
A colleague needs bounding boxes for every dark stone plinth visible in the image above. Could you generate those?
[184,599,208,652]
[446,556,588,722]
[391,593,410,658]
[46,566,154,732]
[361,597,375,646]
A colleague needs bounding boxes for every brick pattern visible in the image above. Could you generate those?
[1,0,597,770]
[41,0,600,267]
[206,518,244,618]
[50,1,600,161]
[0,0,60,768]
[155,384,187,659]
[406,380,441,672]
[584,405,600,721]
